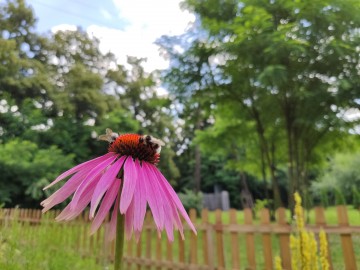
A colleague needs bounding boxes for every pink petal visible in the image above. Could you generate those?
[90,178,121,235]
[70,154,117,209]
[44,152,116,190]
[41,169,88,212]
[133,160,147,231]
[124,197,135,239]
[106,192,120,242]
[163,202,174,241]
[90,156,126,218]
[149,164,197,234]
[56,176,99,221]
[119,157,138,214]
[142,163,164,230]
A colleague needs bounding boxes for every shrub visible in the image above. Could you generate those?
[352,186,360,209]
[178,189,203,214]
[334,188,346,205]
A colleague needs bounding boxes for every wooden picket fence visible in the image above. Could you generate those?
[0,206,359,270]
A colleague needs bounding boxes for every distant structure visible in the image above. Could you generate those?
[203,185,230,211]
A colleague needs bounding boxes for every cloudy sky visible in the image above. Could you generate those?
[27,0,195,71]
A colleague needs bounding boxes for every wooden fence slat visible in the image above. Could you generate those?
[201,209,214,269]
[190,209,198,265]
[337,205,357,270]
[229,209,240,270]
[178,230,185,269]
[136,234,142,270]
[166,238,173,270]
[145,212,153,270]
[276,207,291,270]
[260,208,273,270]
[244,208,256,270]
[314,206,333,270]
[215,209,225,270]
[155,231,162,270]
[127,236,134,269]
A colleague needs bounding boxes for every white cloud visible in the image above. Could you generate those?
[51,0,194,90]
[88,24,174,71]
[87,0,194,72]
[51,24,77,33]
[112,0,195,37]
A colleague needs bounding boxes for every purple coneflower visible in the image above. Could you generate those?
[41,129,196,242]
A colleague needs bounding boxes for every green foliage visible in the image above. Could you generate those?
[320,189,329,209]
[0,0,181,207]
[0,139,74,205]
[178,189,203,214]
[312,150,360,203]
[161,0,360,208]
[334,188,346,205]
[352,187,360,209]
[253,199,272,219]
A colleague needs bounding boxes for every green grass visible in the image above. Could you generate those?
[1,206,359,270]
[0,213,102,270]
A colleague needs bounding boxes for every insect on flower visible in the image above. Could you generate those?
[41,129,197,241]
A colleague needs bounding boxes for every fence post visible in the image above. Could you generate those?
[189,209,198,266]
[136,234,142,270]
[178,224,185,269]
[276,207,291,270]
[166,236,173,270]
[244,208,256,270]
[127,235,134,269]
[337,205,357,270]
[229,209,240,270]
[144,212,153,270]
[201,208,215,269]
[261,208,273,270]
[314,206,333,270]
[215,209,225,270]
[155,229,162,270]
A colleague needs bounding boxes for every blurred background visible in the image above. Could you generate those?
[1,0,360,214]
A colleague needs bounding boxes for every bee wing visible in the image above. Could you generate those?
[105,128,113,135]
[98,134,111,142]
[153,137,165,146]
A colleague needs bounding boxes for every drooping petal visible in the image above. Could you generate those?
[90,156,126,218]
[56,175,99,221]
[43,152,116,190]
[120,157,138,214]
[124,197,135,239]
[90,178,121,235]
[148,163,197,234]
[142,162,164,230]
[169,200,184,239]
[133,159,147,231]
[163,201,174,241]
[70,154,117,209]
[41,169,88,212]
[106,192,120,242]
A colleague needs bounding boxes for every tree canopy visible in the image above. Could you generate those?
[1,0,360,209]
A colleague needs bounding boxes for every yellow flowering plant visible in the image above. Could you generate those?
[275,192,330,270]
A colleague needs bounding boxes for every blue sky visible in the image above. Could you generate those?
[24,0,194,71]
[28,0,128,33]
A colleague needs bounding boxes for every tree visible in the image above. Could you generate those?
[0,139,74,206]
[164,0,360,207]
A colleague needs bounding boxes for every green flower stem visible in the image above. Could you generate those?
[114,211,125,270]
